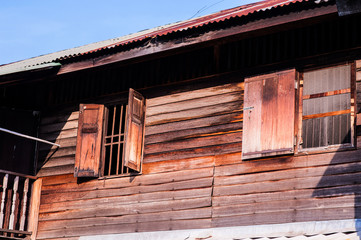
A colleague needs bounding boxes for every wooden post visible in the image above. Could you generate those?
[0,174,8,228]
[9,176,19,230]
[27,178,42,240]
[19,178,29,231]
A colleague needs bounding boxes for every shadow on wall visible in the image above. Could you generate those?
[312,131,361,235]
[36,111,74,177]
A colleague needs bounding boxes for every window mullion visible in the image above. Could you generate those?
[108,106,117,176]
[116,105,123,175]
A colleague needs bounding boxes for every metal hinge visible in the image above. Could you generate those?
[295,81,298,89]
[243,106,254,111]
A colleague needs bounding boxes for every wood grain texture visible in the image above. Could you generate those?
[39,197,211,221]
[38,207,211,231]
[242,69,295,159]
[37,218,211,239]
[37,82,244,178]
[28,179,42,240]
[35,78,361,240]
[145,111,243,136]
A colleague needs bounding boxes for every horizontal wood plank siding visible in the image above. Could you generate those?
[212,148,361,228]
[35,80,361,239]
[36,83,242,239]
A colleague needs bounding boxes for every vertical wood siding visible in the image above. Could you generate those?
[35,76,361,239]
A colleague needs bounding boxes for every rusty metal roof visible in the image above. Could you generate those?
[0,0,328,75]
[62,0,310,56]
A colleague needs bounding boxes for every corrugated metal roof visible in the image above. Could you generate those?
[0,0,328,75]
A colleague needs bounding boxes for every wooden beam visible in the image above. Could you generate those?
[303,88,351,99]
[302,109,351,120]
[58,4,338,75]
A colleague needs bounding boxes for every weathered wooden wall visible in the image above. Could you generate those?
[36,82,242,239]
[34,72,361,239]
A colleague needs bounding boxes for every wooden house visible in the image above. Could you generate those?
[1,0,361,239]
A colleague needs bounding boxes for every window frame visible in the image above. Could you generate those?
[100,103,132,177]
[295,62,357,154]
[75,88,146,179]
[241,62,357,160]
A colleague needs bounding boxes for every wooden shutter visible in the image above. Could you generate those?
[75,104,104,177]
[242,69,296,160]
[123,89,146,172]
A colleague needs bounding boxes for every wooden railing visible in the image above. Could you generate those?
[0,170,36,239]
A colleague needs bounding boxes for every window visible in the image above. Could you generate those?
[300,64,354,150]
[102,104,129,176]
[74,88,146,177]
[242,64,355,160]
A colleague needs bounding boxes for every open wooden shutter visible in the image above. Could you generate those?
[123,89,146,172]
[75,104,104,177]
[242,69,296,160]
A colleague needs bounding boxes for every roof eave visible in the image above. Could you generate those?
[57,3,338,75]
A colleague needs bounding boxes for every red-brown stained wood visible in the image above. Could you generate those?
[213,184,361,207]
[41,166,213,192]
[214,152,242,166]
[34,76,361,240]
[147,91,243,117]
[147,82,244,106]
[214,171,361,197]
[124,89,146,172]
[212,207,357,228]
[37,165,75,178]
[146,111,243,136]
[39,197,211,221]
[143,156,215,174]
[75,104,104,177]
[28,179,42,240]
[242,69,296,159]
[303,88,351,100]
[41,187,212,206]
[42,177,213,197]
[144,142,242,163]
[38,207,212,232]
[37,218,212,239]
[41,174,79,186]
[3,189,12,230]
[215,195,355,216]
[214,160,361,187]
[145,122,242,145]
[215,148,361,177]
[146,101,243,126]
[40,183,212,212]
[145,131,242,155]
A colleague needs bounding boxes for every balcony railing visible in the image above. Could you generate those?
[0,170,36,239]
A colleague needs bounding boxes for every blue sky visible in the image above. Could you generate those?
[0,0,257,65]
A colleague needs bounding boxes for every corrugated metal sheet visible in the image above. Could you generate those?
[78,219,361,240]
[241,232,359,239]
[0,0,328,74]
